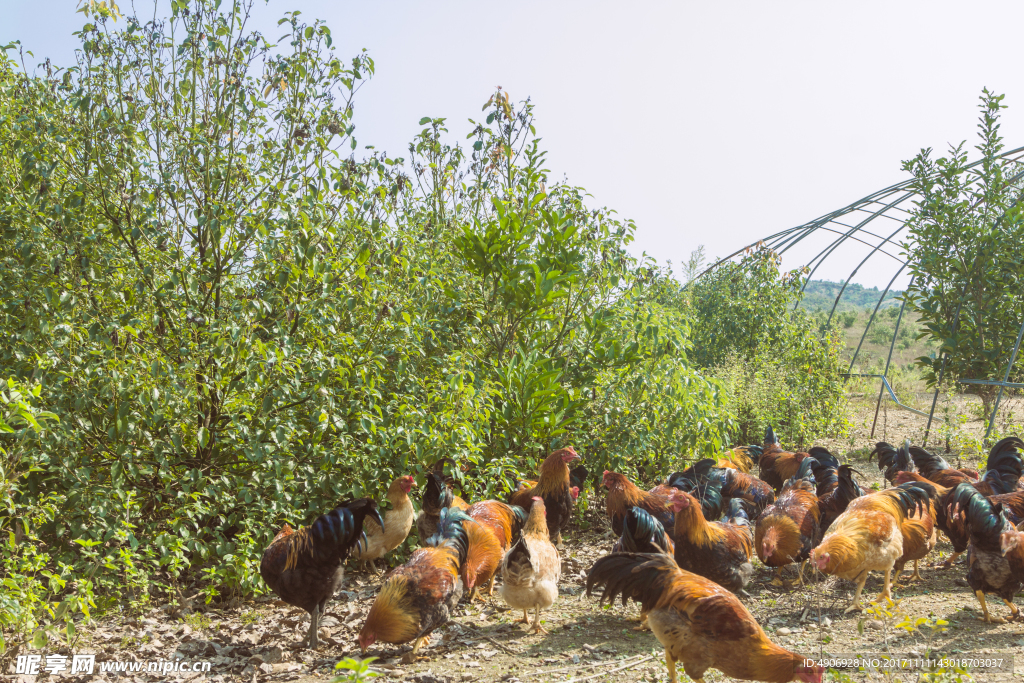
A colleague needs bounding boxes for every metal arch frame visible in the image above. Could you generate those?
[696,145,1024,445]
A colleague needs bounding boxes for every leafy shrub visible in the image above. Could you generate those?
[687,248,849,447]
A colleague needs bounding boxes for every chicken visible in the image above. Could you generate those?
[759,426,813,492]
[872,440,913,485]
[261,498,382,649]
[359,507,470,663]
[603,470,676,537]
[499,497,561,633]
[587,552,823,683]
[669,459,776,517]
[755,459,819,586]
[416,466,470,543]
[816,464,863,532]
[716,444,761,473]
[669,489,754,594]
[809,482,931,612]
[463,500,528,599]
[352,475,417,572]
[805,446,841,496]
[508,447,580,545]
[969,436,1024,497]
[515,463,589,494]
[460,516,504,603]
[949,483,1024,623]
[908,444,980,488]
[613,506,674,555]
[892,488,937,585]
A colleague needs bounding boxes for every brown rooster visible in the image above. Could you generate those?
[907,444,980,488]
[603,470,676,537]
[809,482,931,611]
[755,459,819,586]
[759,426,813,492]
[508,447,580,545]
[463,500,528,599]
[352,475,417,572]
[892,493,937,585]
[359,507,470,663]
[716,444,761,473]
[587,552,823,683]
[416,463,470,543]
[499,497,561,633]
[670,490,754,594]
[261,498,382,649]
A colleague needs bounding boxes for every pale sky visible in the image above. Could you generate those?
[7,1,1024,289]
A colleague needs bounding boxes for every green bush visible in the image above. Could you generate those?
[687,248,849,447]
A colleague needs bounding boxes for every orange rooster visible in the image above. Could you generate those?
[755,459,819,586]
[499,497,561,633]
[603,470,676,537]
[670,489,754,594]
[416,464,470,542]
[587,552,823,683]
[463,500,528,599]
[359,507,469,663]
[352,475,417,572]
[809,482,931,612]
[759,426,813,491]
[508,447,580,545]
[716,444,761,473]
[261,498,382,649]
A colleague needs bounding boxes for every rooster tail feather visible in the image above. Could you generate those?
[952,482,1008,548]
[724,497,752,526]
[426,506,471,564]
[909,445,952,477]
[587,552,680,612]
[983,437,1024,494]
[765,425,779,445]
[621,507,670,553]
[807,446,839,469]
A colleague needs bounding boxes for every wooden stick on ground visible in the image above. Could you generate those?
[563,655,655,683]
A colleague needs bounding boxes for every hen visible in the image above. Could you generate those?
[670,489,754,594]
[759,426,813,492]
[755,459,820,586]
[587,552,822,683]
[359,507,470,663]
[261,498,382,648]
[809,482,931,611]
[352,475,417,572]
[499,497,561,633]
[603,470,676,536]
[815,464,863,533]
[508,447,580,545]
[416,465,470,543]
[463,500,528,599]
[872,440,914,485]
[949,483,1024,623]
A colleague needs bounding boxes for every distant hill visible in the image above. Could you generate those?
[798,279,903,312]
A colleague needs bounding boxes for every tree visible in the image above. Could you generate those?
[902,90,1024,417]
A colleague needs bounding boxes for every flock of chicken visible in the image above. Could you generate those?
[257,430,1024,683]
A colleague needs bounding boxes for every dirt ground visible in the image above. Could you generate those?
[10,400,1024,683]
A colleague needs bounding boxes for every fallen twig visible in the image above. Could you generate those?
[563,654,656,683]
[456,624,521,655]
[526,653,647,677]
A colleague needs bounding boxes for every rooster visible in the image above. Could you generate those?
[669,459,776,517]
[509,447,580,545]
[949,483,1024,623]
[261,498,382,649]
[969,436,1024,497]
[809,482,931,612]
[816,464,863,533]
[892,489,937,586]
[613,506,674,555]
[603,470,676,536]
[872,440,914,485]
[716,444,762,472]
[499,497,561,633]
[463,500,528,599]
[759,426,813,491]
[416,464,470,543]
[352,475,417,573]
[755,459,819,586]
[669,489,754,594]
[908,444,980,488]
[359,507,470,663]
[587,552,823,683]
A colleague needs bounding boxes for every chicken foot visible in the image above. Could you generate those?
[530,606,549,634]
[514,609,530,625]
[935,551,962,569]
[400,636,432,664]
[485,575,497,596]
[975,590,1006,624]
[872,568,894,604]
[843,570,870,613]
[1003,599,1020,620]
[632,613,649,631]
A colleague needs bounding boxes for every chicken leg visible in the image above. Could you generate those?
[874,568,893,604]
[486,575,496,596]
[936,551,961,568]
[1003,599,1020,620]
[514,609,530,624]
[665,648,678,683]
[530,606,549,634]
[796,560,808,586]
[844,570,870,613]
[400,635,431,664]
[975,590,1006,624]
[306,604,320,649]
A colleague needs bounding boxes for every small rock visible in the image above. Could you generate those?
[777,628,792,636]
[572,655,580,664]
[821,617,832,628]
[865,620,884,630]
